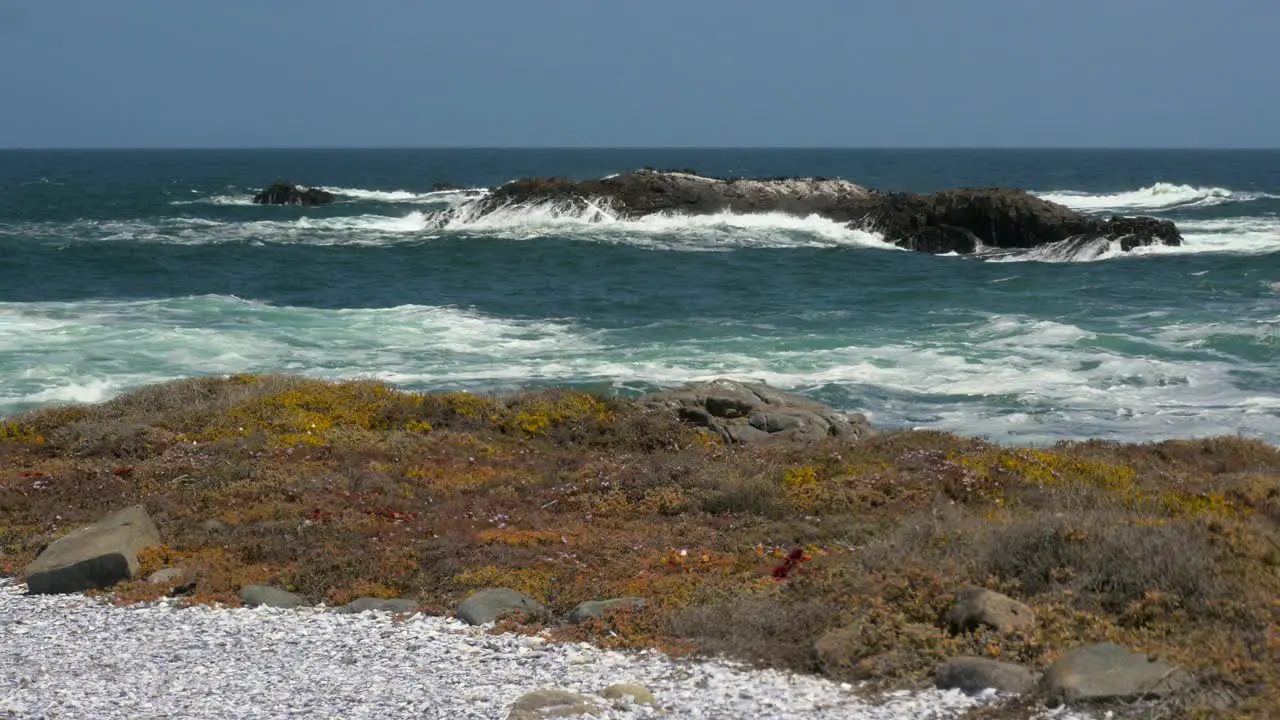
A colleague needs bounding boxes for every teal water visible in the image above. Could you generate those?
[2,149,1278,444]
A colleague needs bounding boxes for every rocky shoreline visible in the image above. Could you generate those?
[2,375,1271,718]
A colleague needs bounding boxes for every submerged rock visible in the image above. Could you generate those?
[252,182,335,206]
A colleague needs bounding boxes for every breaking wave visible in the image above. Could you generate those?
[7,203,896,251]
[2,300,1276,444]
[318,186,488,205]
[170,187,488,207]
[437,200,896,251]
[1035,183,1276,212]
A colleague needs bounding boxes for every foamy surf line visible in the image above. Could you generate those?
[2,298,1277,445]
[168,187,489,206]
[13,205,900,250]
[319,186,489,204]
[440,201,899,251]
[1034,183,1278,212]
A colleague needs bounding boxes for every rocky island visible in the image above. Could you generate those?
[431,169,1182,254]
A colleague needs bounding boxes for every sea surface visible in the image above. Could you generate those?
[2,149,1278,445]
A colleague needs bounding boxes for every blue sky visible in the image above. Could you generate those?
[2,0,1276,148]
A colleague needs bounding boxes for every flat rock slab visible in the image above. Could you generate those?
[642,379,871,445]
[456,587,546,625]
[239,585,306,609]
[24,505,161,595]
[567,597,646,624]
[335,597,418,614]
[935,657,1037,695]
[1040,643,1193,705]
[507,689,602,719]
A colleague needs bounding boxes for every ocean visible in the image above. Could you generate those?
[1,149,1277,446]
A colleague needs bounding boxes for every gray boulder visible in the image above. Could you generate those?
[456,587,546,625]
[147,567,186,585]
[599,683,656,705]
[642,379,871,445]
[1040,643,1193,706]
[947,587,1035,635]
[239,585,306,609]
[935,657,1037,695]
[335,597,418,614]
[566,597,646,624]
[507,689,602,719]
[24,505,161,595]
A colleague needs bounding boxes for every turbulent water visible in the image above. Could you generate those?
[2,149,1278,445]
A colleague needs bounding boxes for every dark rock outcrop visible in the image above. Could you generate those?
[444,169,1181,255]
[252,182,335,206]
[24,505,161,595]
[477,170,874,220]
[641,379,871,444]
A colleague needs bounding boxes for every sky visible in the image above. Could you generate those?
[1,0,1277,148]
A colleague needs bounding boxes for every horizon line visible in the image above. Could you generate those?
[2,145,1279,152]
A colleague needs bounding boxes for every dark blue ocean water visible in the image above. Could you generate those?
[2,149,1278,444]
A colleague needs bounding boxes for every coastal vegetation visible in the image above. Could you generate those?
[1,375,1277,717]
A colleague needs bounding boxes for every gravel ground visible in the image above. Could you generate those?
[0,580,1088,719]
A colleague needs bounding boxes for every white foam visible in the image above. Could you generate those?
[1035,183,1275,212]
[4,303,1276,446]
[170,194,257,206]
[319,186,489,205]
[0,296,597,416]
[980,214,1280,262]
[443,200,897,251]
